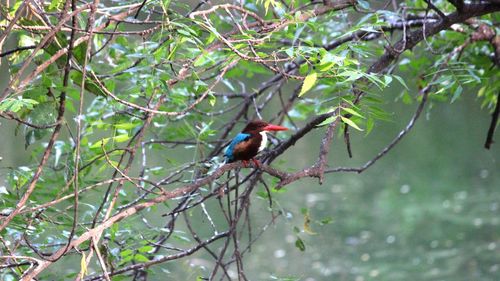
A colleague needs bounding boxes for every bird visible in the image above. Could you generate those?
[224,120,288,167]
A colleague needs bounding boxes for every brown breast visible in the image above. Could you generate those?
[231,132,262,161]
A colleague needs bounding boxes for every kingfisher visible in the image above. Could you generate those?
[224,120,288,166]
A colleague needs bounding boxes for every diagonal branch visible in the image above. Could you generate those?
[424,0,448,21]
[484,91,500,149]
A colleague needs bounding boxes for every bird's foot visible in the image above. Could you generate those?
[242,160,249,167]
[251,158,261,168]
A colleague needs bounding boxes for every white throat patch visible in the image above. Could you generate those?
[258,131,268,152]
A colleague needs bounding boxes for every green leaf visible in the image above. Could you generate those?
[138,245,154,253]
[113,123,139,130]
[194,51,217,67]
[25,129,48,149]
[256,190,270,199]
[318,53,341,72]
[298,72,318,97]
[70,72,106,97]
[113,134,130,143]
[9,1,23,17]
[49,0,63,10]
[208,92,216,106]
[29,101,57,125]
[319,217,334,225]
[341,107,364,119]
[19,34,36,47]
[477,86,486,97]
[318,62,334,72]
[73,43,88,65]
[341,116,363,131]
[0,98,39,113]
[120,249,133,257]
[161,0,171,11]
[393,75,409,90]
[134,254,149,262]
[400,90,413,105]
[316,116,338,127]
[451,85,463,103]
[299,63,309,75]
[110,223,118,242]
[337,70,363,82]
[365,117,375,136]
[295,237,306,251]
[384,75,393,86]
[90,134,130,149]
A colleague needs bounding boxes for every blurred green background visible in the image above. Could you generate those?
[246,92,500,281]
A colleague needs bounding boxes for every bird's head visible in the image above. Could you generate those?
[242,120,288,133]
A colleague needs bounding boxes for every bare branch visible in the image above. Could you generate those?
[485,91,500,149]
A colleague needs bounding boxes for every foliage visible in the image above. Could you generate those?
[0,0,499,280]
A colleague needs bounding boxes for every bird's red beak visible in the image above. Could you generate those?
[263,124,288,132]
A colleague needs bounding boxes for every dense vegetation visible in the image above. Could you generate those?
[0,0,499,280]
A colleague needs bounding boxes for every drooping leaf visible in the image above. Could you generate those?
[316,116,338,127]
[394,75,409,90]
[341,116,363,131]
[451,85,463,103]
[365,116,375,136]
[303,210,317,235]
[341,107,365,119]
[337,70,363,82]
[80,252,88,279]
[299,72,318,97]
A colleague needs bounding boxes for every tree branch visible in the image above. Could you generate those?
[484,91,500,149]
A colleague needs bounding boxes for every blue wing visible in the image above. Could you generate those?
[224,133,251,162]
